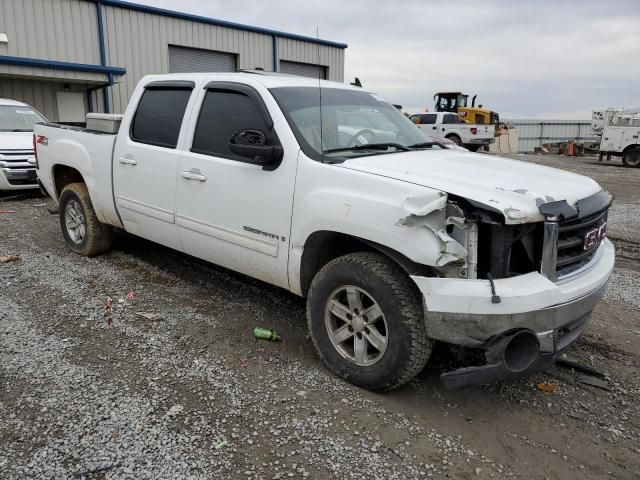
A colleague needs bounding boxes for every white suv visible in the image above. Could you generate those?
[0,98,47,191]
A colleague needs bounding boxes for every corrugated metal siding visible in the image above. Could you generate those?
[278,37,344,82]
[103,5,274,112]
[280,60,326,79]
[505,119,599,152]
[0,0,103,81]
[0,0,346,114]
[168,45,236,73]
[0,77,87,121]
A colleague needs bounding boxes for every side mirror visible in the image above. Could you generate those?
[228,129,283,166]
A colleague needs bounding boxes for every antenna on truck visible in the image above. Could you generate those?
[315,27,325,162]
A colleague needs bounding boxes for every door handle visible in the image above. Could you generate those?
[432,126,436,130]
[181,170,207,182]
[118,155,137,165]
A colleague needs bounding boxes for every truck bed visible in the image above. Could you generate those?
[35,122,122,227]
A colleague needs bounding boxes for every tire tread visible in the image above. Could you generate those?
[307,252,432,391]
[59,182,113,256]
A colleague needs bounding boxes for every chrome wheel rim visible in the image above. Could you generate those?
[324,285,388,366]
[65,200,86,244]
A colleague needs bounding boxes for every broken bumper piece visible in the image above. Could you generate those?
[410,238,614,389]
[440,311,592,389]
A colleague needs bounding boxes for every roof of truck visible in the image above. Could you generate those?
[139,71,364,92]
[0,98,29,107]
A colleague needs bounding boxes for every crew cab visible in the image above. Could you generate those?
[0,98,47,191]
[35,72,614,391]
[409,111,494,152]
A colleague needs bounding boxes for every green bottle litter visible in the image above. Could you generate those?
[253,326,281,341]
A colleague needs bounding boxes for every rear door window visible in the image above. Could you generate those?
[130,87,192,148]
[421,114,437,124]
[442,114,462,124]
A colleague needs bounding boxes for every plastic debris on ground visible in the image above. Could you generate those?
[576,374,611,391]
[536,383,557,393]
[214,440,228,449]
[135,312,161,321]
[167,404,184,417]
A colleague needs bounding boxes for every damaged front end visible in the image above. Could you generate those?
[398,193,543,283]
[398,190,613,390]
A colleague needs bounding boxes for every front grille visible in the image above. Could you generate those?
[0,149,33,156]
[555,208,608,277]
[0,149,37,186]
[0,149,34,167]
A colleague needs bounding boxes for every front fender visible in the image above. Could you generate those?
[288,158,467,294]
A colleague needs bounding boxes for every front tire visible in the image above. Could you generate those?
[622,148,640,168]
[59,182,113,256]
[307,252,432,391]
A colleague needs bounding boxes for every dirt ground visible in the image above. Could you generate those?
[0,153,638,479]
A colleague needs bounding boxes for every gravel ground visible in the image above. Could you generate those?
[1,153,639,479]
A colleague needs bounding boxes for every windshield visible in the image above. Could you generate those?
[0,105,47,132]
[270,87,430,161]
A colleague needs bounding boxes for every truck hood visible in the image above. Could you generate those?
[0,131,34,150]
[339,150,602,224]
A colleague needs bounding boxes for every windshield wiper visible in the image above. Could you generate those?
[407,141,448,149]
[322,142,412,154]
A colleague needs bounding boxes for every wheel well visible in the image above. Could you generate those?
[622,144,640,155]
[299,231,433,297]
[53,165,84,198]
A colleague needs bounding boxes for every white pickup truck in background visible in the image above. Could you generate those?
[0,98,47,191]
[409,111,495,152]
[34,72,614,392]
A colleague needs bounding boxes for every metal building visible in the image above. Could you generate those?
[0,0,347,122]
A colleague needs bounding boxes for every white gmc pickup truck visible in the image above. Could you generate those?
[35,72,614,391]
[409,111,495,152]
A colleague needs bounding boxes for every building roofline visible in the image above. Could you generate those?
[0,55,127,76]
[98,0,348,49]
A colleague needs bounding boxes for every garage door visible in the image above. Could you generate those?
[280,61,326,79]
[168,45,237,73]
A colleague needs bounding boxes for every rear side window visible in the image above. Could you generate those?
[130,87,192,148]
[421,114,437,124]
[409,114,437,125]
[192,89,273,159]
[442,114,462,124]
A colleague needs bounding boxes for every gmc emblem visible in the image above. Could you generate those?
[584,222,607,250]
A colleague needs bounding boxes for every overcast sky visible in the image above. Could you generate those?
[139,0,639,119]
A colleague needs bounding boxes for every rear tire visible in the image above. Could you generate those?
[467,145,480,152]
[59,182,113,256]
[307,252,432,391]
[622,148,640,168]
[446,134,462,147]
